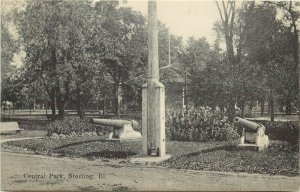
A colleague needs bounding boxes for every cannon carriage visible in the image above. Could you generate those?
[234,117,269,151]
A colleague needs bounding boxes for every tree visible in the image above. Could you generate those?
[215,1,297,121]
[268,1,300,115]
[215,1,237,121]
[95,1,148,118]
[180,37,215,107]
[184,37,211,73]
[1,21,18,77]
[1,0,20,76]
[1,0,21,107]
[241,2,292,121]
[215,1,252,119]
[17,0,109,118]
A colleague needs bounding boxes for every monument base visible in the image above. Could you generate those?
[107,123,142,142]
[256,135,269,147]
[106,137,142,143]
[237,143,268,151]
[142,80,166,157]
[239,133,269,151]
[130,154,172,163]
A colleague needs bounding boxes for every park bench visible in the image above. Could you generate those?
[0,122,23,134]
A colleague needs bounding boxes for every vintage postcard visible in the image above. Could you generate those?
[1,0,299,191]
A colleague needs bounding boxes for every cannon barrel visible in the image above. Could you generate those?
[234,117,262,131]
[91,118,139,129]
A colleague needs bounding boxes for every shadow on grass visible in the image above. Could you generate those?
[185,145,238,157]
[53,138,108,150]
[0,132,20,135]
[83,150,137,159]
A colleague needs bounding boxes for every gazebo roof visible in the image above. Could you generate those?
[160,65,191,84]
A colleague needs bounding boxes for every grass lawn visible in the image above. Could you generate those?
[1,135,298,176]
[1,116,298,176]
[161,140,298,176]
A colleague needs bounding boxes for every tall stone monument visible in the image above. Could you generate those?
[142,0,166,157]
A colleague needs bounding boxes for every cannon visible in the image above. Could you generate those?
[90,118,141,141]
[234,117,269,150]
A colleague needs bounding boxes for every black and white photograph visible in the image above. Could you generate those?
[1,0,300,191]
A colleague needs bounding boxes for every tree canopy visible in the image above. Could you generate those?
[1,0,299,121]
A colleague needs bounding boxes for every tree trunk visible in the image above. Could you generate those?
[297,25,300,128]
[219,102,225,115]
[269,87,274,122]
[114,83,121,118]
[57,97,65,118]
[227,98,235,122]
[33,98,36,111]
[260,99,265,115]
[50,89,56,116]
[56,87,65,118]
[216,1,236,122]
[293,23,299,118]
[286,90,292,115]
[57,79,71,119]
[185,70,188,111]
[268,100,271,115]
[241,103,245,118]
[76,85,84,119]
[103,92,106,116]
[33,82,37,111]
[249,102,253,116]
[45,100,48,115]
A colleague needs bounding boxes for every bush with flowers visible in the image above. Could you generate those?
[166,106,239,142]
[47,117,116,137]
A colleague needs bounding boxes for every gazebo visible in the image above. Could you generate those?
[160,64,191,111]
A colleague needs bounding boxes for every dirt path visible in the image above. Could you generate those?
[0,137,43,143]
[1,151,299,191]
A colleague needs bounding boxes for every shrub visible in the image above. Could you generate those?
[166,107,239,142]
[250,120,299,144]
[47,117,99,136]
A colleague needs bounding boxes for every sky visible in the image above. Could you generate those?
[120,1,221,44]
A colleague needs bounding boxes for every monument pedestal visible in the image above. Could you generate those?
[142,80,166,157]
[239,126,269,151]
[139,0,168,158]
[107,123,142,142]
[130,154,172,163]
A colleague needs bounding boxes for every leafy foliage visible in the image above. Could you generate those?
[166,107,239,142]
[47,117,96,136]
[1,1,20,76]
[212,1,300,119]
[254,120,299,144]
[2,0,299,124]
[13,0,149,117]
[1,0,22,105]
